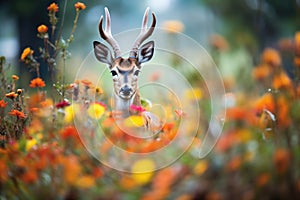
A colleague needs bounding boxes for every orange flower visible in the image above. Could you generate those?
[294,57,300,67]
[62,155,82,184]
[252,64,271,80]
[0,162,8,182]
[226,107,247,121]
[29,78,46,88]
[81,79,92,86]
[256,173,270,187]
[206,192,222,200]
[273,148,290,174]
[255,93,275,113]
[261,48,281,67]
[0,99,8,108]
[8,109,26,119]
[152,167,177,190]
[276,95,291,128]
[226,156,242,171]
[47,2,59,12]
[162,20,184,34]
[37,24,48,33]
[92,167,103,178]
[74,2,86,10]
[76,175,95,189]
[61,126,80,143]
[95,87,103,94]
[272,71,292,89]
[5,92,18,100]
[209,34,229,51]
[20,47,34,61]
[12,75,19,80]
[30,107,39,113]
[21,171,38,184]
[295,32,300,55]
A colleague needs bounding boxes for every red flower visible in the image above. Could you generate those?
[0,99,8,108]
[55,100,70,108]
[61,126,80,142]
[21,171,38,184]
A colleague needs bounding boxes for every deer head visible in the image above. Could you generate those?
[93,7,156,102]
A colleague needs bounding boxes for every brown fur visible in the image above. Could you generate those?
[113,58,140,71]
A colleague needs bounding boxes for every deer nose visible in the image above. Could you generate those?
[120,85,132,96]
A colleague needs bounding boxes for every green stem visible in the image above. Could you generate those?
[36,63,40,78]
[54,0,68,59]
[70,11,80,39]
[62,49,66,100]
[0,57,6,96]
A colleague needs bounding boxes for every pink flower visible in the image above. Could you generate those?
[130,104,146,113]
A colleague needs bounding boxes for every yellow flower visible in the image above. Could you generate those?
[26,138,37,151]
[20,47,34,61]
[237,129,252,143]
[74,2,86,11]
[36,133,43,140]
[131,159,155,185]
[37,24,48,33]
[124,115,144,127]
[162,20,184,33]
[185,88,202,101]
[87,103,105,119]
[194,160,209,175]
[76,175,95,189]
[64,104,79,123]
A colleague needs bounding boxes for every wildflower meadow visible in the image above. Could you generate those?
[0,1,300,200]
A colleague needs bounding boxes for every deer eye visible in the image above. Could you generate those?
[111,70,118,76]
[134,70,140,76]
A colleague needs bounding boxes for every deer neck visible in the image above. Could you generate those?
[114,91,141,118]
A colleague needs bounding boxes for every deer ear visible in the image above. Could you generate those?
[93,41,113,65]
[138,41,154,64]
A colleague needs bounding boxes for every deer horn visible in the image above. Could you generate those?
[129,7,156,58]
[98,7,121,58]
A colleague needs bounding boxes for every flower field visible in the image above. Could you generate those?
[1,1,300,200]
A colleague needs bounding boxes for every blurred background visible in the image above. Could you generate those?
[0,0,299,84]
